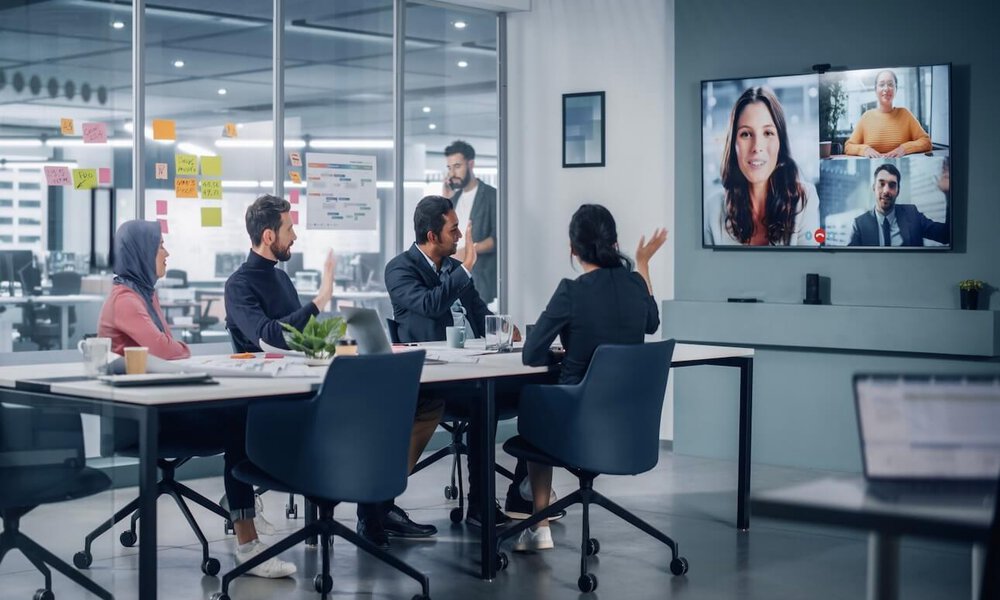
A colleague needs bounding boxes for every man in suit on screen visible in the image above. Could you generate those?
[848,163,949,247]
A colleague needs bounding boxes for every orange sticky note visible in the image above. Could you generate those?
[158,219,169,234]
[82,122,107,144]
[155,163,168,180]
[174,178,197,198]
[152,119,176,141]
[290,211,299,225]
[289,171,301,184]
[155,200,168,215]
[223,123,238,138]
[60,118,74,135]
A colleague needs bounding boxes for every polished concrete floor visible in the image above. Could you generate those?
[0,450,977,600]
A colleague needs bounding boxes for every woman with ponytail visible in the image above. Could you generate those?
[509,204,667,551]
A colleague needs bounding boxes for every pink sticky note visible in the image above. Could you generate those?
[155,200,168,215]
[289,189,300,204]
[82,122,107,144]
[290,211,299,225]
[44,166,72,186]
[98,168,111,184]
[158,219,169,234]
[155,163,168,180]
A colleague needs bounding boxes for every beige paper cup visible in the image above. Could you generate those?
[124,346,149,375]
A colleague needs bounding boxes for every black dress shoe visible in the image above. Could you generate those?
[466,501,512,528]
[383,505,437,538]
[356,518,390,550]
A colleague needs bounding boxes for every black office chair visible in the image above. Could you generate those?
[73,418,231,576]
[981,473,999,600]
[0,405,113,600]
[211,351,430,600]
[15,301,66,351]
[165,268,188,288]
[18,264,42,295]
[496,340,688,593]
[387,318,516,523]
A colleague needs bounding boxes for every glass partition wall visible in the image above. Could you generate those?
[0,0,503,352]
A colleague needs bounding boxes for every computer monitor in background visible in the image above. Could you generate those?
[214,252,245,278]
[0,250,34,295]
[285,253,304,277]
[335,253,355,289]
[355,252,383,289]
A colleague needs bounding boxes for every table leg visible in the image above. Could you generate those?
[867,532,899,600]
[478,379,497,580]
[138,408,160,600]
[60,305,69,349]
[737,357,753,531]
[972,543,985,600]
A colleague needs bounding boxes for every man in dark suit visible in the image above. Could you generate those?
[848,163,949,247]
[442,140,498,306]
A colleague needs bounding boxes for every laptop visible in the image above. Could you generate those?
[854,374,1000,502]
[340,306,446,364]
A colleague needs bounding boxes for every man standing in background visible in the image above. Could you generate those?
[442,140,498,307]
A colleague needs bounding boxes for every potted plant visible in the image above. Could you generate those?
[959,279,984,310]
[819,76,847,158]
[281,315,347,364]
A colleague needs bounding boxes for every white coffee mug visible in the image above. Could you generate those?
[446,326,466,349]
[78,337,112,377]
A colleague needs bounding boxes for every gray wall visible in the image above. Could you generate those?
[673,0,1000,471]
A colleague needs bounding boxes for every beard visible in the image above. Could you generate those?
[448,171,471,191]
[270,239,293,262]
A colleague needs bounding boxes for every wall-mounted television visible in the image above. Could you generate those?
[701,64,951,250]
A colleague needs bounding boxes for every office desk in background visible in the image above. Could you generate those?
[752,476,994,600]
[0,294,106,349]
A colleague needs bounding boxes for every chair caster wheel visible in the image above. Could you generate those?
[33,589,54,600]
[202,557,221,576]
[73,551,92,569]
[443,485,458,500]
[578,573,598,593]
[286,503,298,519]
[449,507,464,523]
[119,530,137,547]
[586,537,600,556]
[314,573,333,594]
[209,593,229,600]
[497,552,509,571]
[670,556,689,575]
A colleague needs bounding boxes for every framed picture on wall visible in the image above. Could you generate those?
[562,91,605,168]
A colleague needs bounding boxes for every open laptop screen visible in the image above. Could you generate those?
[854,375,1000,481]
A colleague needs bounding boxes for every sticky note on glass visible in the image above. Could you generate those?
[175,154,198,176]
[289,152,302,167]
[201,207,223,227]
[290,211,299,225]
[72,169,98,190]
[82,122,108,144]
[155,200,168,215]
[289,171,302,184]
[159,219,169,234]
[223,123,238,138]
[155,163,168,180]
[98,168,111,184]
[200,179,223,199]
[289,189,300,204]
[60,118,74,135]
[44,166,72,186]
[152,119,176,141]
[175,178,197,198]
[200,156,222,177]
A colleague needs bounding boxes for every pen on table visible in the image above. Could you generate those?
[230,352,255,359]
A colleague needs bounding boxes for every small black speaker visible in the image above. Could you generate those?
[804,273,821,305]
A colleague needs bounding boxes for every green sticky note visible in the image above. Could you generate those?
[201,206,222,227]
[200,155,222,177]
[200,179,223,199]
[72,169,98,189]
[175,154,198,176]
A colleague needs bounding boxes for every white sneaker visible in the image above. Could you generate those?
[234,540,297,578]
[520,477,558,504]
[253,494,277,536]
[512,526,554,552]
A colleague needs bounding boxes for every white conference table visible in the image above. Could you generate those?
[0,294,106,349]
[0,341,754,597]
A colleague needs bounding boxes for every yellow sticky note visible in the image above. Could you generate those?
[201,207,223,227]
[174,178,197,198]
[152,119,176,141]
[223,123,238,138]
[175,154,198,176]
[72,169,97,190]
[60,118,74,135]
[289,171,302,184]
[200,179,223,199]
[200,156,222,177]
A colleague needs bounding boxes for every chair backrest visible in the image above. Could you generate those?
[50,271,82,295]
[386,318,400,343]
[519,340,676,475]
[245,350,425,503]
[165,269,188,287]
[982,472,1000,599]
[18,264,41,294]
[0,404,87,508]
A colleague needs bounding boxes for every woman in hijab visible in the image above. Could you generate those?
[97,220,297,578]
[98,219,189,359]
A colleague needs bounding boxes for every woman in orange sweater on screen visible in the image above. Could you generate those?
[844,69,932,158]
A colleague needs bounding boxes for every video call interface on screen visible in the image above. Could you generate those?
[855,376,1000,481]
[701,64,951,250]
